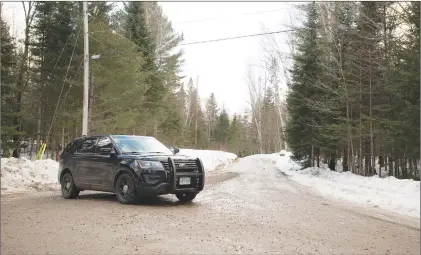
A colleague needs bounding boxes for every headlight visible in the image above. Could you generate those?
[134,160,165,174]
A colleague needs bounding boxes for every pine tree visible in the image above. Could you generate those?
[215,108,230,150]
[285,2,324,168]
[204,93,219,147]
[29,2,80,152]
[228,114,242,155]
[124,2,166,136]
[1,17,18,156]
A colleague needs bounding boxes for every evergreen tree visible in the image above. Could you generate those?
[215,108,230,150]
[28,2,80,152]
[285,2,324,168]
[124,2,166,135]
[204,93,219,147]
[1,17,18,156]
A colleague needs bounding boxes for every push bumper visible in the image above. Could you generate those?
[134,157,205,196]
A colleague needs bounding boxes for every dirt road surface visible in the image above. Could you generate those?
[2,157,420,254]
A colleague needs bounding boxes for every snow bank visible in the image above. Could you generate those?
[269,152,420,218]
[0,149,237,194]
[178,149,237,172]
[1,157,59,194]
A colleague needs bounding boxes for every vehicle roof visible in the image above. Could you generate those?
[72,134,154,141]
[86,134,153,138]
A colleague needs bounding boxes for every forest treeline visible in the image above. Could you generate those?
[1,2,419,180]
[285,2,420,179]
[1,2,286,159]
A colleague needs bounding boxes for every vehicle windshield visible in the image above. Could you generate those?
[111,135,173,155]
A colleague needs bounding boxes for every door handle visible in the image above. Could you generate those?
[92,157,98,160]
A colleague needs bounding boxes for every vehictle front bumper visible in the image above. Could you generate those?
[135,157,205,196]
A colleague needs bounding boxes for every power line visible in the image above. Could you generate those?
[180,28,300,46]
[36,29,75,102]
[47,23,82,137]
[55,59,84,121]
[174,7,296,25]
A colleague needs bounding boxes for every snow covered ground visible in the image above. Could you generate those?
[1,157,60,194]
[258,152,420,218]
[178,149,238,172]
[2,148,419,219]
[0,149,237,194]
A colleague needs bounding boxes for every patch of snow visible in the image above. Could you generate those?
[269,153,420,218]
[1,157,59,194]
[178,149,237,172]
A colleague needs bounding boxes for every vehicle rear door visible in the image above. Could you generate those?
[73,137,98,187]
[61,138,84,176]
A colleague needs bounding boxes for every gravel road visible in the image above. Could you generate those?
[2,157,419,254]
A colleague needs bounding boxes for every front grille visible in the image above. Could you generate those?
[173,159,198,173]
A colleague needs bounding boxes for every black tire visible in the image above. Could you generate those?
[61,172,80,199]
[115,173,139,204]
[175,192,197,203]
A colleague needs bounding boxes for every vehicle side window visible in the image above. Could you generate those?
[95,137,113,153]
[77,138,97,154]
[63,138,83,153]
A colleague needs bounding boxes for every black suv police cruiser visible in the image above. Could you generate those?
[58,135,205,204]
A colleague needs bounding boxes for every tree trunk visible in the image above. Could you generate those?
[388,154,393,177]
[395,156,400,178]
[316,147,320,168]
[358,68,363,176]
[328,152,336,171]
[369,51,375,177]
[343,147,349,172]
[364,153,370,176]
[29,134,35,160]
[311,143,314,168]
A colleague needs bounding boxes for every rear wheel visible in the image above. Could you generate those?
[115,173,138,204]
[61,172,79,199]
[175,192,197,203]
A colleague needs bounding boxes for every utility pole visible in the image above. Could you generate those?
[194,75,199,148]
[82,2,89,136]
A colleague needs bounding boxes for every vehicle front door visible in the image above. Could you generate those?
[91,136,118,191]
[73,137,98,188]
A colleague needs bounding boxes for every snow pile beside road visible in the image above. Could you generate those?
[270,152,420,218]
[179,149,238,172]
[1,157,59,194]
[0,149,237,194]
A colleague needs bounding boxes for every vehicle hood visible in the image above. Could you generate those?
[118,153,197,161]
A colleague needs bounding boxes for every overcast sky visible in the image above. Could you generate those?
[2,1,301,116]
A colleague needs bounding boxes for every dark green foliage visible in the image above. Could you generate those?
[1,18,19,155]
[285,2,420,179]
[286,2,323,167]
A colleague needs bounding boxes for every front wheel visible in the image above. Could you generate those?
[61,172,80,199]
[115,173,139,204]
[175,192,197,203]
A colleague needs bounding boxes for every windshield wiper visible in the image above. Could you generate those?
[122,152,144,154]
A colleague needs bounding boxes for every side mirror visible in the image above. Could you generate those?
[173,147,180,154]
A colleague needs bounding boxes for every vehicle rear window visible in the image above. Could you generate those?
[77,138,97,153]
[63,138,83,153]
